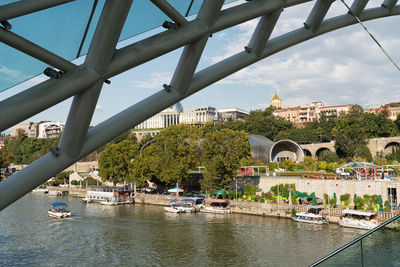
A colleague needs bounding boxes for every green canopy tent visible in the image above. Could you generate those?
[214,189,229,195]
[311,192,317,206]
[283,191,311,199]
[353,194,357,209]
[333,193,338,208]
[379,195,383,211]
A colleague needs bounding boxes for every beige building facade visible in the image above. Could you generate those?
[259,176,400,209]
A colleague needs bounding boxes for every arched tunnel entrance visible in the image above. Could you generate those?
[270,140,304,163]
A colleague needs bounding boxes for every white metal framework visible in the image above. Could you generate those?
[0,0,399,210]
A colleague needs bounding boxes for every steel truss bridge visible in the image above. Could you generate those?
[0,0,399,211]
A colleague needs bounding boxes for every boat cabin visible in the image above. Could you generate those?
[305,205,324,215]
[342,209,378,221]
[84,185,133,203]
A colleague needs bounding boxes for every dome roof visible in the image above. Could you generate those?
[170,102,183,112]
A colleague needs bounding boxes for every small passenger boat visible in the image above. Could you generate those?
[48,202,71,218]
[201,199,231,214]
[293,205,328,224]
[339,209,381,230]
[164,200,184,213]
[32,187,49,193]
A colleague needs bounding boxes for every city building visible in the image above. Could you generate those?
[270,91,282,109]
[365,103,400,120]
[273,100,353,123]
[217,108,249,122]
[9,121,65,138]
[135,103,216,130]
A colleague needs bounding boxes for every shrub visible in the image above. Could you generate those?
[243,184,258,197]
[317,161,327,170]
[340,194,351,206]
[354,196,364,210]
[323,193,329,205]
[329,198,337,208]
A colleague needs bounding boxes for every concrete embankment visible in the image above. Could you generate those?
[134,193,399,225]
[46,188,399,227]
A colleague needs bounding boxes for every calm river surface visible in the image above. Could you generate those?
[0,193,397,266]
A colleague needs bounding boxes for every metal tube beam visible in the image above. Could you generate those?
[247,9,282,57]
[1,6,399,211]
[170,0,224,95]
[0,27,76,72]
[150,0,188,26]
[382,0,398,9]
[59,0,132,158]
[0,66,99,132]
[106,0,312,78]
[0,0,74,21]
[304,0,335,33]
[0,0,308,131]
[350,0,369,16]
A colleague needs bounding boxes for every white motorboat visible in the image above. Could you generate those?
[293,205,328,224]
[32,187,49,193]
[48,202,71,218]
[164,200,184,213]
[339,209,381,230]
[201,199,231,214]
[82,185,134,204]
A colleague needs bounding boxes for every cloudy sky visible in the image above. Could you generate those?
[0,0,399,128]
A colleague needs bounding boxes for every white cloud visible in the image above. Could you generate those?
[95,105,103,111]
[206,1,400,108]
[131,72,172,89]
[0,65,31,83]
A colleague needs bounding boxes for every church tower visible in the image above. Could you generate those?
[270,91,282,109]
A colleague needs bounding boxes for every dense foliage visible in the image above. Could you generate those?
[201,128,250,190]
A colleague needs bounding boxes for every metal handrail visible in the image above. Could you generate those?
[309,213,400,266]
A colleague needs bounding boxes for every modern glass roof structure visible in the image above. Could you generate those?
[0,0,399,211]
[0,0,238,91]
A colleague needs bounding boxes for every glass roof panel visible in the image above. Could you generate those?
[0,0,94,92]
[0,0,239,92]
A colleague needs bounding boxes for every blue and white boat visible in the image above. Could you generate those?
[293,205,328,224]
[48,202,71,218]
[339,209,380,230]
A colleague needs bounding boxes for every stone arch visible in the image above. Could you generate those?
[270,139,304,163]
[384,142,400,155]
[316,147,333,158]
[303,149,312,157]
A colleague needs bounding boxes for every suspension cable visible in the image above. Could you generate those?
[340,0,400,71]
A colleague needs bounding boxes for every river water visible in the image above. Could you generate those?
[0,193,398,266]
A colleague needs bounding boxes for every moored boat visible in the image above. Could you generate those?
[164,200,184,213]
[201,199,231,214]
[48,202,71,218]
[339,209,381,230]
[32,187,49,193]
[293,205,328,224]
[82,185,134,205]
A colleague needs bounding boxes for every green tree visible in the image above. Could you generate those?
[201,129,250,191]
[135,125,200,186]
[333,107,369,158]
[98,140,139,185]
[303,156,316,171]
[268,162,279,172]
[340,194,351,206]
[270,183,295,197]
[0,149,15,172]
[318,150,339,163]
[243,109,293,140]
[354,196,364,210]
[279,159,297,171]
[325,162,339,172]
[395,114,400,132]
[317,161,327,170]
